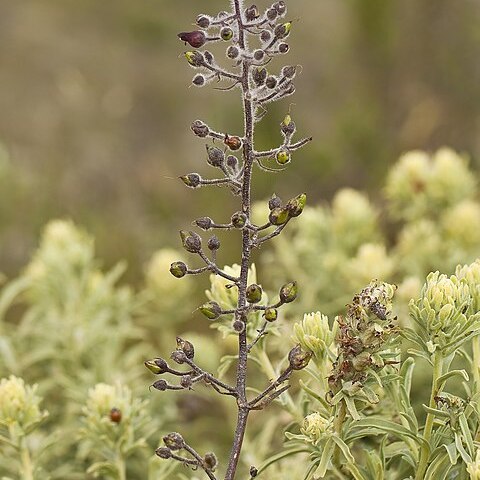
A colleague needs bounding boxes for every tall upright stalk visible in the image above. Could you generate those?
[146,1,312,478]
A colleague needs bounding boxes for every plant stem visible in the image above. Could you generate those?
[20,438,34,480]
[116,454,126,480]
[332,401,346,468]
[224,1,252,479]
[415,352,443,480]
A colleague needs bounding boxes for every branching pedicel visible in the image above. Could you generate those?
[146,1,312,478]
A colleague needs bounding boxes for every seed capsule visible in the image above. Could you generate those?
[280,281,298,303]
[224,135,242,151]
[156,447,172,459]
[278,42,289,54]
[274,22,292,39]
[264,308,278,322]
[176,337,195,359]
[245,5,260,21]
[145,358,169,374]
[260,30,272,43]
[184,51,204,67]
[281,114,296,136]
[109,407,122,423]
[250,466,259,478]
[266,8,278,21]
[151,379,168,391]
[268,193,282,210]
[288,344,312,370]
[220,27,234,41]
[206,145,225,167]
[199,301,222,320]
[226,155,239,170]
[180,173,201,188]
[231,211,248,228]
[204,51,214,64]
[191,120,209,137]
[227,45,240,59]
[274,1,287,15]
[178,31,207,49]
[195,217,213,231]
[246,284,263,303]
[180,230,202,253]
[196,15,211,28]
[253,49,265,61]
[276,149,290,165]
[163,432,185,451]
[207,235,221,251]
[170,261,188,278]
[269,207,289,225]
[204,452,218,471]
[170,350,187,364]
[265,76,277,89]
[253,67,268,86]
[286,193,307,217]
[233,319,245,333]
[192,74,206,87]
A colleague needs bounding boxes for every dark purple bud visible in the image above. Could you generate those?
[227,155,239,170]
[178,31,207,49]
[233,319,245,333]
[180,230,202,254]
[191,120,209,137]
[152,379,168,391]
[207,235,221,251]
[204,452,218,471]
[196,15,211,28]
[206,145,225,167]
[274,22,292,39]
[266,76,277,89]
[204,51,214,64]
[253,49,265,61]
[227,45,240,59]
[274,1,287,16]
[195,217,213,230]
[260,30,272,43]
[192,74,206,87]
[176,336,195,360]
[245,5,260,21]
[253,67,268,86]
[180,173,201,188]
[171,350,187,364]
[269,194,282,210]
[250,466,259,478]
[281,65,297,79]
[163,432,185,451]
[266,8,278,21]
[278,42,289,54]
[156,447,172,459]
[180,375,193,389]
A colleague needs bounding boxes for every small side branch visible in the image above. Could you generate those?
[248,366,293,409]
[255,136,313,158]
[183,357,237,395]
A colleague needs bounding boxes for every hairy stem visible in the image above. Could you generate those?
[415,352,443,480]
[223,1,253,479]
[20,439,34,480]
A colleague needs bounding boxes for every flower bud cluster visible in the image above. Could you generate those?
[293,311,337,360]
[409,271,480,352]
[385,148,476,221]
[300,412,334,444]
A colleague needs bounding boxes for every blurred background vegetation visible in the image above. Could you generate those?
[1,0,480,283]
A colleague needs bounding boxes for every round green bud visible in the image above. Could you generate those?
[220,27,234,41]
[231,211,248,228]
[276,149,291,165]
[246,284,263,304]
[269,207,289,226]
[199,301,222,320]
[170,261,188,278]
[280,281,298,303]
[264,308,278,322]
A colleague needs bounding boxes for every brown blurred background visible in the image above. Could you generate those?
[1,0,479,281]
